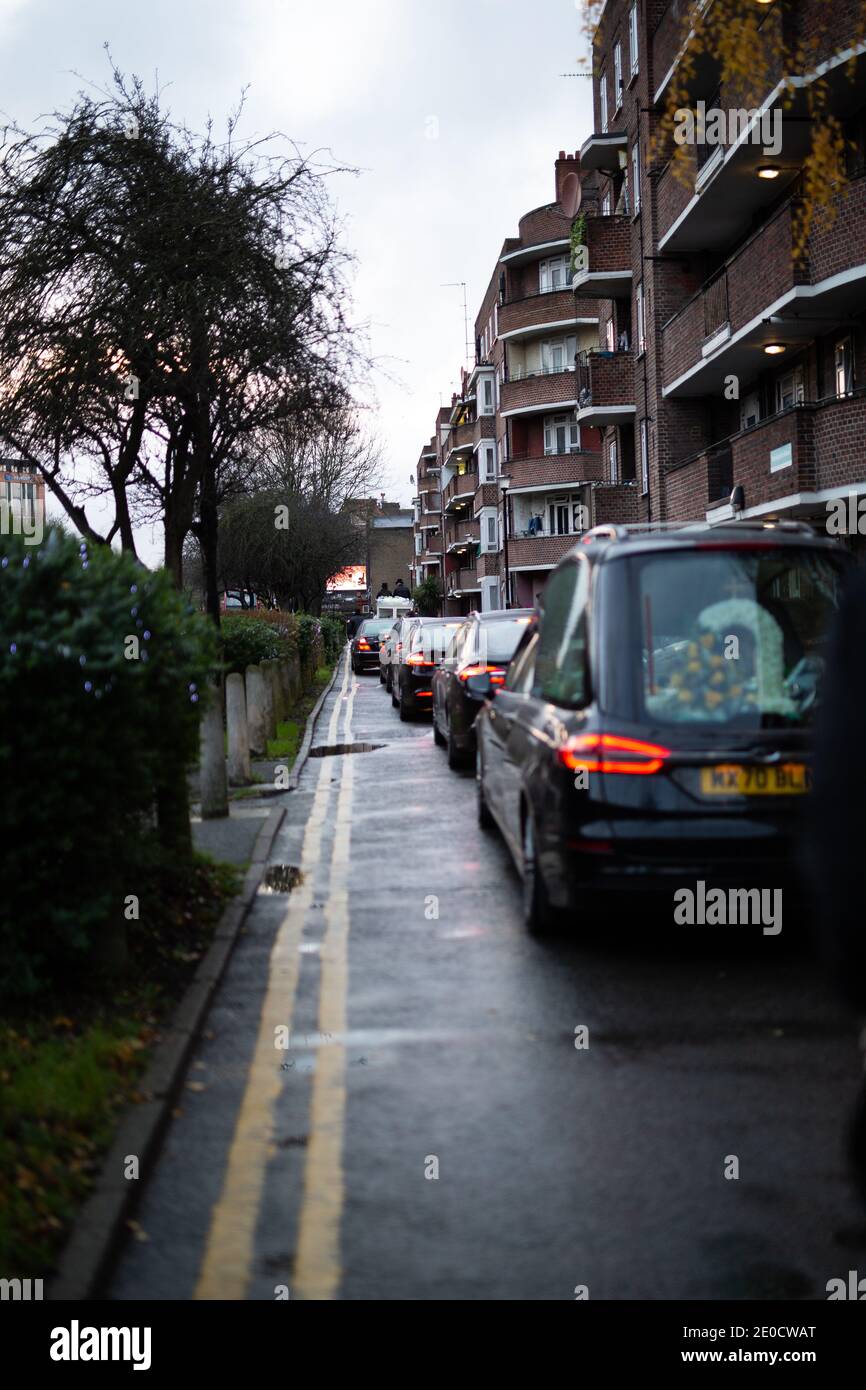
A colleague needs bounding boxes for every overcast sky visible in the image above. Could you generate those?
[0,0,594,563]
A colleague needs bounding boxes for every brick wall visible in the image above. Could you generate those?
[507,453,605,489]
[499,289,578,335]
[500,370,577,414]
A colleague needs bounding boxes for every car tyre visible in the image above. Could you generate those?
[476,749,495,830]
[522,812,554,937]
[446,722,465,771]
[379,667,385,684]
[433,715,446,747]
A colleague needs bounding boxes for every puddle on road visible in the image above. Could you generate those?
[309,742,384,757]
[259,864,304,894]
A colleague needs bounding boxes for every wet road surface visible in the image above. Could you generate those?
[108,651,866,1300]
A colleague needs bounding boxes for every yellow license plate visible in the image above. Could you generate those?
[700,763,810,796]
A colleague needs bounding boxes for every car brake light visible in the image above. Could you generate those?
[458,664,506,685]
[406,653,433,667]
[558,733,671,775]
[357,639,371,650]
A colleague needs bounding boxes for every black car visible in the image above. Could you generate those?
[432,609,534,768]
[350,617,393,674]
[475,521,850,934]
[391,617,464,721]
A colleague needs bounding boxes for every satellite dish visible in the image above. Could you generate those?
[561,171,581,220]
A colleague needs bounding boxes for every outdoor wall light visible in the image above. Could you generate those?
[763,342,786,355]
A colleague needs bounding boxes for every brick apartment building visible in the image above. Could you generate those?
[413,1,866,610]
[580,0,866,535]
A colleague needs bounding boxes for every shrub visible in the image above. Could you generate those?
[412,575,442,616]
[0,529,216,997]
[296,613,320,665]
[318,614,344,663]
[220,612,292,674]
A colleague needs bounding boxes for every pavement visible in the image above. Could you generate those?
[107,648,866,1301]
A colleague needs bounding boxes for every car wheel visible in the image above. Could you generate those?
[446,721,464,771]
[391,682,399,708]
[379,668,385,684]
[386,668,392,692]
[399,689,412,722]
[522,812,554,937]
[476,748,495,830]
[433,714,446,747]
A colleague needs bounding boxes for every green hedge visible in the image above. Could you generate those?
[0,529,216,998]
[220,612,294,674]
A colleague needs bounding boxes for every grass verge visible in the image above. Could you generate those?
[0,854,239,1279]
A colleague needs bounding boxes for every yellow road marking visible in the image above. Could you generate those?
[193,658,351,1299]
[292,665,356,1299]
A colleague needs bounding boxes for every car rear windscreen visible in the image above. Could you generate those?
[477,617,533,664]
[359,619,393,636]
[627,546,845,728]
[410,624,462,660]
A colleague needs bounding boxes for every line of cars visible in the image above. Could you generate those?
[351,521,850,935]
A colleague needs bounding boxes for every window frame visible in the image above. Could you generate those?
[640,417,649,495]
[629,2,639,76]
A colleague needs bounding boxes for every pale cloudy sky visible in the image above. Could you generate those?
[0,0,594,562]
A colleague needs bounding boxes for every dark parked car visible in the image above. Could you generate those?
[379,616,415,691]
[475,521,850,934]
[350,617,393,673]
[432,609,534,768]
[391,617,464,720]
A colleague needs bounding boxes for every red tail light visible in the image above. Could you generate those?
[357,639,371,650]
[558,733,671,776]
[406,653,433,667]
[458,664,506,685]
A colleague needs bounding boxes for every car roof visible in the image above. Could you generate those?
[468,607,534,622]
[568,520,841,562]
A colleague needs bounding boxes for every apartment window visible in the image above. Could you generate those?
[835,338,854,397]
[539,255,569,292]
[480,444,497,481]
[635,282,646,355]
[548,497,572,536]
[631,141,641,213]
[740,391,760,430]
[602,190,612,216]
[544,412,580,455]
[482,376,494,413]
[599,71,608,133]
[613,43,623,111]
[483,512,499,552]
[541,334,577,374]
[640,418,649,495]
[776,366,804,411]
[609,438,618,482]
[606,318,616,352]
[629,2,639,75]
[414,533,423,556]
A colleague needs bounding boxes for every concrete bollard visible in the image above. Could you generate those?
[277,660,292,720]
[200,675,228,819]
[245,664,267,757]
[260,659,277,741]
[269,659,285,726]
[226,672,251,785]
[287,650,301,702]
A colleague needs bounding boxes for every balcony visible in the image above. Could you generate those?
[477,552,501,580]
[662,184,866,397]
[443,468,478,512]
[499,288,592,342]
[505,452,605,491]
[579,130,628,175]
[574,351,636,427]
[665,408,816,522]
[445,517,479,554]
[572,216,632,299]
[507,534,577,570]
[474,482,501,515]
[499,368,578,418]
[446,564,480,595]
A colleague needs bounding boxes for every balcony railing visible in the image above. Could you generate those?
[575,350,635,423]
[447,564,479,593]
[703,269,729,338]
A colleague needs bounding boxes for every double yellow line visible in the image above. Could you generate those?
[194,656,356,1300]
